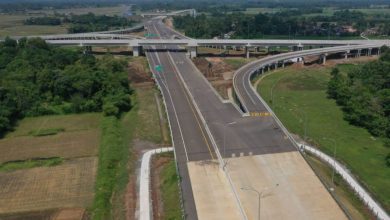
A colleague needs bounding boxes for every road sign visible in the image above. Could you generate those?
[155,65,163,72]
[144,33,157,38]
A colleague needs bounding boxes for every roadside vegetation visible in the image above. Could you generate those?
[0,37,132,136]
[92,116,129,220]
[328,46,390,149]
[159,153,182,220]
[257,61,390,212]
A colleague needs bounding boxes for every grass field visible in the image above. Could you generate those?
[0,113,101,217]
[0,157,97,214]
[257,64,390,212]
[6,113,101,138]
[0,113,101,163]
[0,14,68,37]
[159,153,182,220]
[32,5,127,16]
[0,5,126,37]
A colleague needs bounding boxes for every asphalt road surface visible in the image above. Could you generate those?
[145,19,217,220]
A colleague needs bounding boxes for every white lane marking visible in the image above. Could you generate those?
[145,34,190,162]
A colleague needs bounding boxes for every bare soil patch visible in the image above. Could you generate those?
[53,208,86,220]
[0,157,97,215]
[128,57,153,85]
[192,57,238,99]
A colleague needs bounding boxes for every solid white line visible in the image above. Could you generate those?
[147,50,190,162]
[147,25,190,162]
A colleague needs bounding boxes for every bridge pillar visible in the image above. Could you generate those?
[188,46,197,58]
[368,48,372,56]
[265,46,270,54]
[282,61,285,68]
[357,49,361,57]
[298,45,304,51]
[345,50,349,59]
[133,46,142,57]
[321,54,327,64]
[245,47,250,59]
[274,63,278,69]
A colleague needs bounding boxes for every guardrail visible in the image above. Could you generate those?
[146,51,187,219]
[302,144,389,220]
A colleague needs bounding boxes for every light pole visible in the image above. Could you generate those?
[322,137,337,191]
[223,121,237,169]
[240,184,279,220]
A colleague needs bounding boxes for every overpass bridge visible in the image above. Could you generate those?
[141,9,196,18]
[38,37,390,57]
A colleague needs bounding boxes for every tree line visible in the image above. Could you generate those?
[174,9,389,39]
[327,46,390,154]
[0,37,132,136]
[24,13,135,33]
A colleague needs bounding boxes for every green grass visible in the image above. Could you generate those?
[92,84,170,219]
[224,58,255,69]
[305,154,372,219]
[0,157,63,172]
[92,115,128,220]
[7,113,101,138]
[29,128,65,136]
[159,153,182,220]
[133,87,164,144]
[257,65,390,212]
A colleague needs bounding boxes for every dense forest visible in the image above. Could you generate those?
[327,46,390,151]
[0,37,132,136]
[174,9,389,39]
[24,13,135,33]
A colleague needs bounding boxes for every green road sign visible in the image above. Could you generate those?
[155,65,163,72]
[144,33,158,38]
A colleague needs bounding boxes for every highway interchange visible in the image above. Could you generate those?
[143,17,389,220]
[12,13,389,219]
